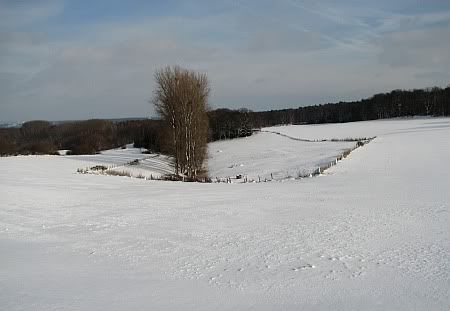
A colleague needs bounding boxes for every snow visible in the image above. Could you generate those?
[1,117,449,310]
[67,145,152,166]
[208,132,356,181]
[67,146,173,179]
[57,149,70,155]
[267,116,447,141]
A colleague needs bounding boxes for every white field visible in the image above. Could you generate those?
[64,133,358,181]
[67,145,173,179]
[208,133,355,181]
[1,118,449,310]
[267,116,450,140]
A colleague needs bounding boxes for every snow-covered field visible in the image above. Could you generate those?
[65,132,359,182]
[208,132,356,181]
[1,118,449,310]
[67,145,173,179]
[267,117,450,140]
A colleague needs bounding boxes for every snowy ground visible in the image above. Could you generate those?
[267,116,449,140]
[66,145,173,179]
[65,132,359,182]
[1,117,449,310]
[208,132,356,181]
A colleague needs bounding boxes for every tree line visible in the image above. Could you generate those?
[1,84,449,165]
[0,109,253,157]
[249,86,450,128]
[0,119,163,156]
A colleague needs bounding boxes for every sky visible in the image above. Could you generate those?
[1,0,450,122]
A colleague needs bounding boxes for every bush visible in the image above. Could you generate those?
[104,170,131,177]
[90,165,108,171]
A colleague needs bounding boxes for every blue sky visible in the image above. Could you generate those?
[1,0,450,121]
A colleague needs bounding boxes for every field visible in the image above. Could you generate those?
[208,132,357,181]
[68,145,173,179]
[1,117,449,310]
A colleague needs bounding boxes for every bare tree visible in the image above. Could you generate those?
[152,66,210,179]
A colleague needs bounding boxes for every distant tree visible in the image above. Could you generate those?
[0,129,18,155]
[0,119,166,156]
[21,120,52,141]
[152,66,210,179]
[208,108,254,140]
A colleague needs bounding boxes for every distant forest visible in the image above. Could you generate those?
[1,86,449,156]
[0,119,163,156]
[210,86,450,138]
[250,86,450,127]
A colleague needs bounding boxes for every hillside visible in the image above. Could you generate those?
[0,118,449,310]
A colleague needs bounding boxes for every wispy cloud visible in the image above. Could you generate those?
[1,0,449,121]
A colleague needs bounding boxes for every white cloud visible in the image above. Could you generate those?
[1,1,449,121]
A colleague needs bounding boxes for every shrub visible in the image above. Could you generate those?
[104,170,131,177]
[90,165,108,171]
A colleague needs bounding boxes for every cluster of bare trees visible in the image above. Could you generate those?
[0,119,163,156]
[152,66,210,179]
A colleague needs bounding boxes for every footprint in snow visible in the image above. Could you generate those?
[293,264,315,271]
